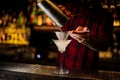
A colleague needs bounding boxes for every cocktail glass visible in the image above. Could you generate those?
[52,31,71,75]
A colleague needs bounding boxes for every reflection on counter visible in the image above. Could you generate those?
[0,61,120,80]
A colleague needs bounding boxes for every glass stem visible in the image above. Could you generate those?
[59,51,63,72]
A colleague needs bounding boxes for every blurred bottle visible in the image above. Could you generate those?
[30,2,38,25]
[37,8,43,26]
[17,10,27,28]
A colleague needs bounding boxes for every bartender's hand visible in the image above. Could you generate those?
[68,26,90,43]
[58,4,72,17]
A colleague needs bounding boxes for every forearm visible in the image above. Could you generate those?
[82,35,110,51]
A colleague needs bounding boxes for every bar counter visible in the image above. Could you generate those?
[0,61,120,80]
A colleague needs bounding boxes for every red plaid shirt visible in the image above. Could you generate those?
[56,1,113,70]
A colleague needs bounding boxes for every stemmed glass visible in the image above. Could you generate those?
[52,31,71,75]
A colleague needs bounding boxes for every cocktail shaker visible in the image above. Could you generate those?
[37,0,69,27]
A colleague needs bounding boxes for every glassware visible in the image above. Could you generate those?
[52,31,71,75]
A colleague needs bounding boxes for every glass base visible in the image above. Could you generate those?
[54,69,69,75]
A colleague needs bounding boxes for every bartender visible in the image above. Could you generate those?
[52,0,114,70]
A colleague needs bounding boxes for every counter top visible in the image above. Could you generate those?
[0,61,120,80]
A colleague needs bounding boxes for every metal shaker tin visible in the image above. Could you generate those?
[37,0,69,27]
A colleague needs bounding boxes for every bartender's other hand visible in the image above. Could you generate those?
[68,26,90,43]
[58,4,72,17]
